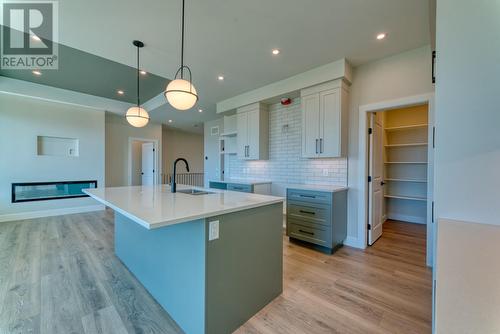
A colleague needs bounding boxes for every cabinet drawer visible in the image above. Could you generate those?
[287,189,331,205]
[227,183,253,193]
[288,221,331,247]
[287,203,331,226]
[209,181,227,190]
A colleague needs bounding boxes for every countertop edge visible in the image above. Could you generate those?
[84,190,153,229]
[84,189,284,230]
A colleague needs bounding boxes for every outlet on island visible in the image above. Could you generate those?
[209,220,219,241]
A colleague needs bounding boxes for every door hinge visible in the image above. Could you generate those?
[368,127,373,135]
[432,126,436,148]
[367,224,371,231]
[432,201,435,223]
[432,50,436,84]
[368,176,372,183]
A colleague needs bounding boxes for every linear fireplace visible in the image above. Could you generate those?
[11,180,97,203]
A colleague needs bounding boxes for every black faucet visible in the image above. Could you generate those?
[171,158,190,193]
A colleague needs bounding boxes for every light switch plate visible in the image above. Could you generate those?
[209,220,219,241]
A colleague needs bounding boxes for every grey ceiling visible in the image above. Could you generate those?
[0,27,169,104]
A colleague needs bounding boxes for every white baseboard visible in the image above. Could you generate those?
[0,204,105,223]
[387,213,426,224]
[344,236,365,249]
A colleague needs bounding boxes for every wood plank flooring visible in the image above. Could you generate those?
[0,211,431,334]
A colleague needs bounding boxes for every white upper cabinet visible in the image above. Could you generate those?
[301,79,349,158]
[302,94,321,158]
[236,103,269,160]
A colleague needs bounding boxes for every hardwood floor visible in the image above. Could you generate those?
[0,212,431,334]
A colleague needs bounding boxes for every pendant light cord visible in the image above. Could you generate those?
[180,0,185,79]
[137,44,140,107]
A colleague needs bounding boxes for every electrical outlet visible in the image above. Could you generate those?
[322,169,329,176]
[209,220,219,241]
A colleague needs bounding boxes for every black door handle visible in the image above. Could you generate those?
[381,181,386,186]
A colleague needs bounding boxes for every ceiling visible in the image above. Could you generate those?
[0,0,430,133]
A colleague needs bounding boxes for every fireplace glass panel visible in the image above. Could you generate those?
[12,181,97,203]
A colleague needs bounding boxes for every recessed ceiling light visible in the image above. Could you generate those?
[31,35,41,42]
[217,75,224,81]
[376,33,387,40]
[117,90,124,95]
[140,70,147,75]
[32,70,42,76]
[272,49,280,55]
[198,108,203,113]
[168,119,173,123]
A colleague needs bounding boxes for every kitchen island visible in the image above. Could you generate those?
[84,185,284,334]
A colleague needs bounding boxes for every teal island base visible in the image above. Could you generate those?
[114,202,283,334]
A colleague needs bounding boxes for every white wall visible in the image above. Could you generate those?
[347,45,434,242]
[226,99,347,196]
[105,113,162,187]
[162,126,204,174]
[434,1,500,332]
[434,0,500,224]
[0,93,105,221]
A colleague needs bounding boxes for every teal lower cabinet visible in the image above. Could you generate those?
[226,183,253,193]
[286,187,347,254]
[115,202,283,334]
[209,181,272,195]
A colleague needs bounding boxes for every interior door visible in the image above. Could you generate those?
[368,113,384,245]
[236,112,248,159]
[141,142,155,185]
[319,88,340,157]
[247,109,259,160]
[302,93,320,158]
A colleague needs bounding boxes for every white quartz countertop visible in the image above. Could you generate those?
[209,179,272,185]
[84,185,283,229]
[286,184,348,193]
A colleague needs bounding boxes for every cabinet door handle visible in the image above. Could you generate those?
[315,139,319,154]
[299,194,316,199]
[247,145,250,157]
[320,138,323,153]
[299,210,316,215]
[299,229,314,236]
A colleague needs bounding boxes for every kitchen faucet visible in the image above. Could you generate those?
[171,158,190,193]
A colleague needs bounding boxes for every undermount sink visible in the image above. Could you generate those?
[177,188,215,195]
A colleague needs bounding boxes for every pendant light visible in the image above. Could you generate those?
[164,0,198,111]
[126,40,150,127]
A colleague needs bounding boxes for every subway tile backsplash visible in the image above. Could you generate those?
[226,98,347,186]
